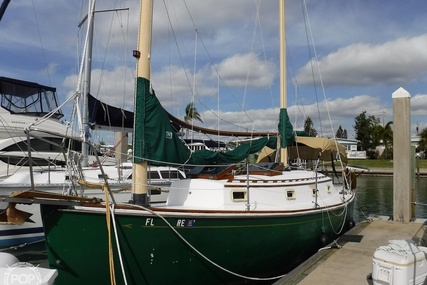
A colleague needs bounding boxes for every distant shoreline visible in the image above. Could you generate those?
[325,167,427,178]
[360,168,427,177]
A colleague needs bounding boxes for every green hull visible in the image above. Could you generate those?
[41,201,354,285]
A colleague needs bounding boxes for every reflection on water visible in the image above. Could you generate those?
[354,176,427,223]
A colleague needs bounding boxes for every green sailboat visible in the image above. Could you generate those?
[15,0,356,284]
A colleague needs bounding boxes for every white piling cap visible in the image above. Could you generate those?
[392,87,411,99]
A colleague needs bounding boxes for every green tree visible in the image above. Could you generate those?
[184,102,203,123]
[419,127,427,152]
[374,121,393,158]
[303,116,317,137]
[335,125,347,139]
[353,111,380,152]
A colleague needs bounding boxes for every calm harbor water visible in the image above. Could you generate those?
[354,176,427,223]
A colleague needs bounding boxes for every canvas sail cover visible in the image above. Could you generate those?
[133,77,278,166]
[133,77,191,165]
[88,94,133,132]
[279,108,294,148]
[188,136,277,165]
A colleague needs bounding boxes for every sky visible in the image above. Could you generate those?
[1,0,427,144]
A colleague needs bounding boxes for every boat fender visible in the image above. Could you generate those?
[347,218,356,229]
[320,233,330,247]
[0,253,19,267]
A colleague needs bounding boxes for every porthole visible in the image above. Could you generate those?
[232,191,247,202]
[286,189,295,200]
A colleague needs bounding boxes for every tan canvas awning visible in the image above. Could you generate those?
[289,137,347,163]
[257,137,347,163]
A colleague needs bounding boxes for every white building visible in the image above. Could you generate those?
[336,138,366,160]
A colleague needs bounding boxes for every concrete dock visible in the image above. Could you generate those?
[275,218,427,285]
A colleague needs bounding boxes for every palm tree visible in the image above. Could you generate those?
[184,102,203,123]
[183,102,203,139]
[419,127,427,153]
[375,121,393,159]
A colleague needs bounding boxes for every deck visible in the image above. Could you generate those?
[275,218,427,285]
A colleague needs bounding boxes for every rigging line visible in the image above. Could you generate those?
[254,0,275,111]
[92,7,130,132]
[30,0,52,86]
[122,7,131,126]
[161,0,196,98]
[161,1,215,131]
[190,29,199,136]
[181,1,264,133]
[163,0,234,134]
[286,40,308,129]
[217,75,220,138]
[162,0,215,127]
[239,0,262,128]
[301,0,323,137]
[167,3,174,112]
[131,204,287,281]
[241,1,259,113]
[301,0,346,169]
[302,0,338,139]
[109,203,128,285]
[29,90,78,129]
[93,4,114,101]
[0,119,62,172]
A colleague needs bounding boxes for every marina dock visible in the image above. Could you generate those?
[275,218,427,285]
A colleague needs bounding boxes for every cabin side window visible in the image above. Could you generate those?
[159,170,185,179]
[309,184,318,197]
[232,190,247,202]
[148,171,161,179]
[286,189,296,200]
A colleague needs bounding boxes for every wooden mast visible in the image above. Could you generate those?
[279,0,288,165]
[132,0,153,205]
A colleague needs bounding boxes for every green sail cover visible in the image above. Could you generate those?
[133,77,192,165]
[133,77,279,166]
[188,137,277,165]
[278,108,294,148]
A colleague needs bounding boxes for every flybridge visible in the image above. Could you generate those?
[0,76,63,119]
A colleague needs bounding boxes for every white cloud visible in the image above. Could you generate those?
[39,63,59,78]
[62,65,135,110]
[295,34,427,87]
[411,94,427,116]
[214,53,276,88]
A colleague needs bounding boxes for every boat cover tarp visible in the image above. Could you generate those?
[257,136,347,163]
[88,94,134,132]
[290,136,347,163]
[133,77,280,166]
[0,76,63,119]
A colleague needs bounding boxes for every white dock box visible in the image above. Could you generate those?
[372,240,427,285]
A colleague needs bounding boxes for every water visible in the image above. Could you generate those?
[354,176,427,223]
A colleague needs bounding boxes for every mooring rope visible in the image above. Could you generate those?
[110,203,128,285]
[105,187,116,285]
[128,204,287,282]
